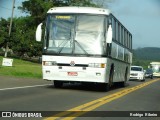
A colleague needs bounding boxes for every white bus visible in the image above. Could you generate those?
[36,7,132,91]
[150,62,160,77]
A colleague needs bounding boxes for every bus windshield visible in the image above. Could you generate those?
[151,65,160,73]
[45,14,105,56]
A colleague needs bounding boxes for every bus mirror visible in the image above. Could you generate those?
[36,23,43,42]
[106,25,112,44]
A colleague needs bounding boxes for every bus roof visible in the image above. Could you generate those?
[150,62,160,65]
[47,7,111,15]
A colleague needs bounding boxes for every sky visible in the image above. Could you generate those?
[0,0,160,49]
[105,0,160,49]
[0,0,26,18]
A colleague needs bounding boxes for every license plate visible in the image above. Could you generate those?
[68,72,78,76]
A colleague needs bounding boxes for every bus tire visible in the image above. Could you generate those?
[54,81,63,88]
[119,68,128,87]
[101,65,114,91]
[109,65,114,86]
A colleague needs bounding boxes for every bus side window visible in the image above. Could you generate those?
[105,16,112,56]
[112,18,116,40]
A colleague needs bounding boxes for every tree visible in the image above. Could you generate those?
[16,0,98,57]
[18,0,53,24]
[19,0,98,18]
[68,0,97,7]
[0,18,9,48]
[1,0,113,58]
[0,17,16,56]
[9,17,42,57]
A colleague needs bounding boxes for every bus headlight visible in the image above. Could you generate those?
[43,61,57,66]
[88,63,105,68]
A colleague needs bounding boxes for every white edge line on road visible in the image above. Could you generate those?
[0,84,52,91]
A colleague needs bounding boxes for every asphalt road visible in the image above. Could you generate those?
[0,76,160,120]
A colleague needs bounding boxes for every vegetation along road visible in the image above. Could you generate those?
[0,76,160,120]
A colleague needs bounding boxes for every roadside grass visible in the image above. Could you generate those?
[0,56,42,79]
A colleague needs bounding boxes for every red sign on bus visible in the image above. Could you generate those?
[68,72,78,76]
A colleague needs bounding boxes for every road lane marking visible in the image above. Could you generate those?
[44,78,160,120]
[0,84,52,91]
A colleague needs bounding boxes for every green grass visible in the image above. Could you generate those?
[0,56,42,79]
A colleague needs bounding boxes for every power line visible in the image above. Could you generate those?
[0,0,25,12]
[0,5,23,13]
[0,6,12,11]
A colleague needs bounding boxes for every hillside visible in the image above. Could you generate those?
[133,47,160,61]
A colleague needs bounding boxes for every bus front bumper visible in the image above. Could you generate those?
[42,67,107,83]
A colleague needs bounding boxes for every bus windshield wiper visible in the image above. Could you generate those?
[57,40,69,54]
[74,40,88,55]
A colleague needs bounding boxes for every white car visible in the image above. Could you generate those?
[130,66,145,81]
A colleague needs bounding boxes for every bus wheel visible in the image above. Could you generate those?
[101,66,114,91]
[119,68,128,87]
[54,81,63,88]
[108,65,114,87]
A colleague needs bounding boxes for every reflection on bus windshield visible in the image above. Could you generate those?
[46,14,105,55]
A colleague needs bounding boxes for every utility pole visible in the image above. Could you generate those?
[4,0,15,57]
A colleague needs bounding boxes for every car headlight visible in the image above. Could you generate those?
[43,61,57,66]
[88,63,105,68]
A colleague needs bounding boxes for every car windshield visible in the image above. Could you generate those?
[131,67,143,71]
[146,69,153,73]
[44,14,105,56]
